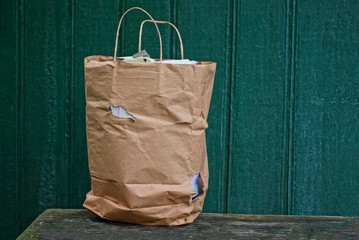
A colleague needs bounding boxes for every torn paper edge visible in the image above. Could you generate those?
[108,105,136,121]
[191,173,204,200]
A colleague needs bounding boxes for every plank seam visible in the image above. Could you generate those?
[17,0,25,231]
[68,0,75,208]
[226,0,238,214]
[286,0,298,215]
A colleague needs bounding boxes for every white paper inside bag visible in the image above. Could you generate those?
[155,59,198,65]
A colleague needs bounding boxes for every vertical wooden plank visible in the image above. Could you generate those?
[284,0,297,216]
[176,0,232,213]
[0,1,21,239]
[71,0,118,206]
[291,0,359,216]
[228,0,288,214]
[20,0,72,230]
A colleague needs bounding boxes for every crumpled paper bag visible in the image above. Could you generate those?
[83,55,216,226]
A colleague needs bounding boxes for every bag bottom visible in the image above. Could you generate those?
[83,191,205,226]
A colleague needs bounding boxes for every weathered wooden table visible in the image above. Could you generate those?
[18,209,359,239]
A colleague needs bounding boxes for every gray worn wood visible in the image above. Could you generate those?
[17,209,359,240]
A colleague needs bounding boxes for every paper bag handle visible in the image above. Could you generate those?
[138,20,184,60]
[114,7,163,62]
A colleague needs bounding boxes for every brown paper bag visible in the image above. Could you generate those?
[83,7,216,226]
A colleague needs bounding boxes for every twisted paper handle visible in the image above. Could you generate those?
[138,20,184,60]
[114,7,163,62]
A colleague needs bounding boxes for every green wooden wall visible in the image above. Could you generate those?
[1,0,359,239]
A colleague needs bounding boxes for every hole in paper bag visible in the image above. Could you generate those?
[108,104,136,121]
[191,173,204,200]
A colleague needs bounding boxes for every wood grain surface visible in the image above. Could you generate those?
[18,209,359,240]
